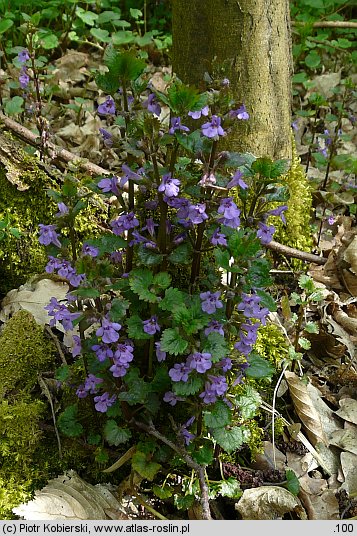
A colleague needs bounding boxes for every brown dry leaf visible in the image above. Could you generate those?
[285,371,328,447]
[299,489,339,520]
[329,428,357,455]
[235,486,306,520]
[335,398,357,425]
[340,452,357,494]
[338,236,357,296]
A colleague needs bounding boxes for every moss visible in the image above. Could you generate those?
[0,310,56,398]
[254,323,288,368]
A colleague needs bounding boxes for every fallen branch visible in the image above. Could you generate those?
[292,20,357,29]
[0,111,112,179]
[266,240,327,266]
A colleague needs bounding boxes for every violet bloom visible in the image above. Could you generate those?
[207,375,228,396]
[169,363,190,382]
[155,342,166,362]
[76,385,87,398]
[199,383,217,405]
[229,104,249,120]
[18,49,30,64]
[92,343,114,362]
[328,215,335,225]
[97,96,116,116]
[45,297,80,331]
[211,228,227,247]
[218,197,240,221]
[71,335,82,357]
[99,128,113,148]
[114,342,134,365]
[39,224,62,248]
[94,392,117,413]
[55,202,69,217]
[188,106,209,119]
[201,115,225,138]
[237,294,269,325]
[96,317,121,344]
[163,391,184,406]
[180,417,196,445]
[110,362,130,378]
[110,250,123,263]
[143,315,160,335]
[257,222,275,245]
[45,256,62,274]
[158,174,181,198]
[111,212,139,235]
[216,357,232,372]
[200,291,223,314]
[142,93,161,116]
[98,176,120,196]
[142,218,158,237]
[187,352,212,374]
[199,172,216,187]
[169,117,190,135]
[120,164,145,188]
[187,203,208,224]
[19,68,30,89]
[204,320,224,337]
[84,374,103,394]
[82,243,99,257]
[227,170,248,190]
[265,205,288,224]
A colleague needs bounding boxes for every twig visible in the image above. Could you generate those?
[0,112,128,189]
[45,325,68,365]
[37,374,62,459]
[292,20,357,29]
[132,419,212,520]
[265,240,326,265]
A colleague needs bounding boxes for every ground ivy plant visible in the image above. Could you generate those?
[36,48,289,519]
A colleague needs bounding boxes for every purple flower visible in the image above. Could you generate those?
[211,228,227,247]
[92,343,114,362]
[257,222,275,245]
[76,385,88,398]
[204,320,224,337]
[45,256,62,274]
[216,357,232,372]
[180,417,196,445]
[292,120,299,132]
[96,317,121,344]
[45,297,80,331]
[142,218,158,237]
[169,117,190,135]
[120,164,145,188]
[94,392,117,413]
[188,106,209,119]
[110,362,130,378]
[229,104,249,120]
[199,172,216,187]
[201,115,225,138]
[155,342,166,362]
[55,202,69,217]
[169,363,190,382]
[163,391,184,406]
[207,375,228,396]
[199,384,217,405]
[84,374,103,394]
[98,176,120,196]
[18,49,30,64]
[114,342,134,365]
[110,250,123,263]
[328,215,335,225]
[99,128,113,148]
[143,93,161,116]
[19,68,30,89]
[158,174,181,198]
[237,294,269,325]
[97,96,116,116]
[218,197,240,221]
[324,129,332,146]
[82,243,99,257]
[200,291,223,314]
[187,203,208,224]
[143,315,160,335]
[227,170,248,190]
[187,352,212,373]
[71,335,82,357]
[265,205,288,224]
[111,212,139,235]
[235,322,259,356]
[39,224,62,248]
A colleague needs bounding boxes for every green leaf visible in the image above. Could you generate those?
[191,443,214,465]
[298,274,315,293]
[85,234,126,257]
[217,478,242,499]
[168,243,192,264]
[160,328,188,355]
[0,19,13,34]
[9,227,21,239]
[172,301,207,335]
[234,385,262,420]
[55,364,70,382]
[202,332,228,362]
[153,272,172,290]
[305,51,321,69]
[57,405,83,437]
[256,290,277,312]
[214,248,231,270]
[212,426,250,454]
[111,30,135,46]
[126,315,152,340]
[132,451,161,481]
[5,96,24,115]
[286,469,300,496]
[129,268,157,303]
[174,494,194,510]
[90,28,111,42]
[153,485,173,499]
[130,8,142,19]
[251,157,288,179]
[109,298,130,321]
[246,354,275,379]
[304,321,319,334]
[203,400,232,429]
[104,47,146,82]
[97,10,122,24]
[73,287,101,298]
[103,420,132,446]
[173,375,204,396]
[39,32,59,49]
[76,7,98,26]
[175,130,203,154]
[167,81,202,115]
[138,246,163,266]
[298,337,311,350]
[159,287,186,311]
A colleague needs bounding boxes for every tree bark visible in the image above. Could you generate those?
[172,0,293,160]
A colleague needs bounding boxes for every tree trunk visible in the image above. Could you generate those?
[172,0,293,160]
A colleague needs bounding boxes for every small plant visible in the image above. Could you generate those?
[33,48,293,518]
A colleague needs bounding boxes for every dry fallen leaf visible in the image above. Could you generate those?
[340,452,357,494]
[235,486,306,520]
[329,428,357,456]
[335,398,357,425]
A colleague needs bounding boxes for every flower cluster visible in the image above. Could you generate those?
[45,297,80,331]
[46,256,85,287]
